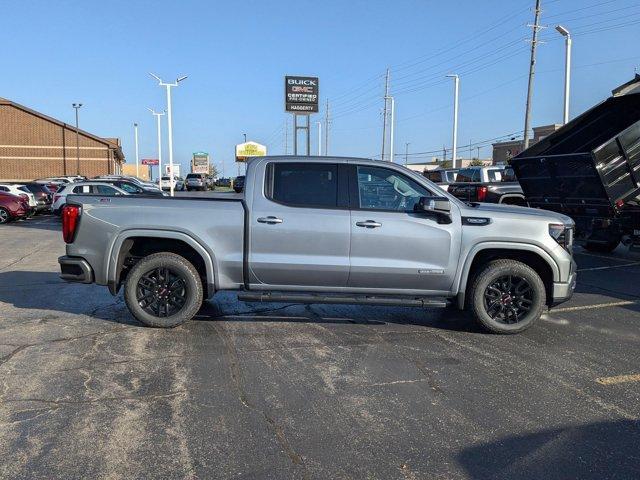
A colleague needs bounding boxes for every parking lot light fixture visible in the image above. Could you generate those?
[134,123,139,178]
[555,25,572,125]
[149,73,188,197]
[446,74,459,169]
[72,103,83,175]
[148,108,165,184]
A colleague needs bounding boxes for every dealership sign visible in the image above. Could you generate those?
[236,141,267,162]
[285,76,319,113]
[192,152,209,174]
[141,158,159,165]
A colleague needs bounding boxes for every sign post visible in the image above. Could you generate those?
[285,76,318,156]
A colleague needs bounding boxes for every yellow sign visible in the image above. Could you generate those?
[235,141,267,162]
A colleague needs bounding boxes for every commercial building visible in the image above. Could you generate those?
[0,97,124,181]
[492,124,562,164]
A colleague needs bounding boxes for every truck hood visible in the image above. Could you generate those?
[462,202,574,225]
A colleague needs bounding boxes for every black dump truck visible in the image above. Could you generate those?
[512,82,640,253]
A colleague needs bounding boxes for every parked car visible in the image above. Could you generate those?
[512,84,640,253]
[424,169,459,191]
[185,173,209,191]
[160,176,185,191]
[0,191,29,224]
[0,184,37,213]
[52,182,128,215]
[59,156,576,334]
[233,175,245,193]
[448,166,526,205]
[216,177,232,187]
[22,182,53,213]
[93,179,165,196]
[34,179,65,193]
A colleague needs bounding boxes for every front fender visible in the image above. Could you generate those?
[454,241,561,309]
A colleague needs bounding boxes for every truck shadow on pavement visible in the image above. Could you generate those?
[457,419,640,480]
[0,270,483,331]
[196,295,484,333]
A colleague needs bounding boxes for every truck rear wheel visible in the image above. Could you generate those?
[468,259,545,334]
[124,252,203,328]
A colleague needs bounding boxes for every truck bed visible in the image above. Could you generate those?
[66,194,246,291]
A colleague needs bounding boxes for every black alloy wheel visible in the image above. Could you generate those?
[136,267,187,317]
[483,275,533,324]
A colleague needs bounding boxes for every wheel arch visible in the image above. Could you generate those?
[455,243,559,309]
[106,229,216,298]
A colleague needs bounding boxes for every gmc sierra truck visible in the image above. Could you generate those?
[59,156,576,334]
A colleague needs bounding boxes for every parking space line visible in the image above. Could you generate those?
[577,261,640,272]
[596,374,640,385]
[552,300,637,313]
[576,251,640,263]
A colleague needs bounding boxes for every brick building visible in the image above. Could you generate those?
[0,97,124,181]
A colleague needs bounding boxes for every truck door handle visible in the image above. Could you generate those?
[356,220,382,228]
[257,216,283,224]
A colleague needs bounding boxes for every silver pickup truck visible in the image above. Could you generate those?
[59,156,576,334]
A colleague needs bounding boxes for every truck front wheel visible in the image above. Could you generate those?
[124,252,203,328]
[468,259,545,334]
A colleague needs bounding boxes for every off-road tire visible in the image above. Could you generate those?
[468,259,545,334]
[124,252,203,328]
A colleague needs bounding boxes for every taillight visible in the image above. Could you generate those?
[62,205,81,243]
[19,193,29,202]
[477,185,488,202]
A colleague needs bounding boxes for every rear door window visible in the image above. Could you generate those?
[94,185,118,195]
[266,162,339,208]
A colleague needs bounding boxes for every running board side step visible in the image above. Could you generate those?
[237,292,448,308]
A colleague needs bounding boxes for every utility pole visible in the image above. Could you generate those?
[317,122,322,156]
[476,146,481,160]
[148,108,165,183]
[72,103,82,175]
[443,146,447,164]
[446,74,459,168]
[404,142,410,166]
[324,99,330,156]
[150,73,187,196]
[523,0,543,149]
[389,96,395,162]
[134,123,140,177]
[381,68,390,160]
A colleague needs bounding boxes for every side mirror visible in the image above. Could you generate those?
[414,196,452,223]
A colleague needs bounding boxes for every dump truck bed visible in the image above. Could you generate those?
[512,93,640,217]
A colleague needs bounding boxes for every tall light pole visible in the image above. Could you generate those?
[134,123,140,178]
[317,122,322,156]
[150,73,187,196]
[556,25,572,125]
[404,142,410,166]
[148,108,165,183]
[446,74,459,168]
[72,103,82,175]
[243,133,247,143]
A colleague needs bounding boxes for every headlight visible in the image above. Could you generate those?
[549,223,573,250]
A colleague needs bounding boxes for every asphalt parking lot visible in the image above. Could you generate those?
[1,211,639,479]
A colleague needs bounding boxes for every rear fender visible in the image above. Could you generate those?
[105,229,217,297]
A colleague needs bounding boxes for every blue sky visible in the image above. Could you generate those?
[2,0,640,176]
